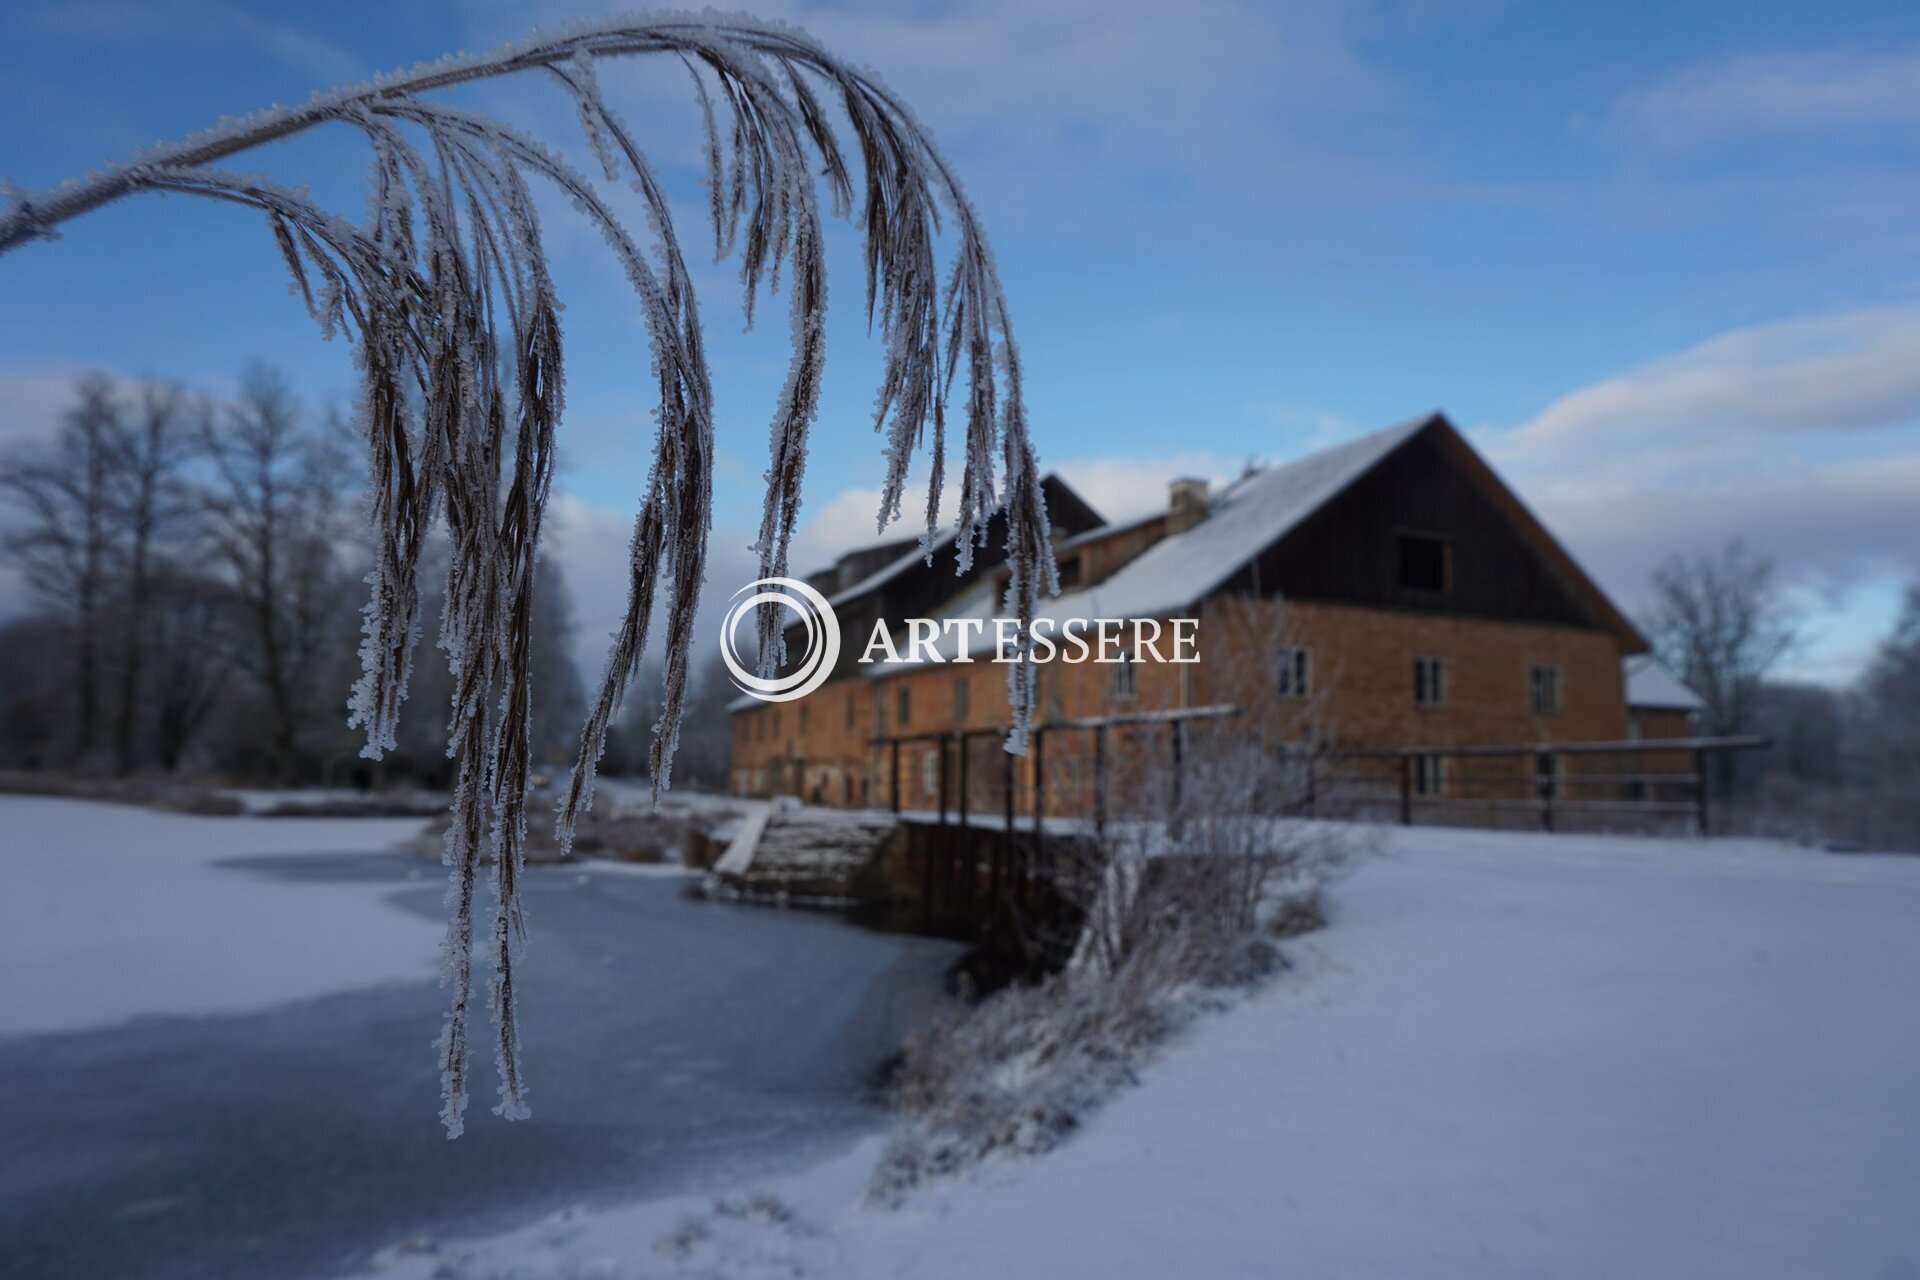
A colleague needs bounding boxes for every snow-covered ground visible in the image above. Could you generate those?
[0,795,441,1035]
[359,825,1920,1280]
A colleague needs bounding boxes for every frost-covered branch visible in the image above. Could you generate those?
[0,12,1056,1137]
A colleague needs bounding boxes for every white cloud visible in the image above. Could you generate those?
[542,493,766,684]
[1485,309,1920,684]
[779,449,1235,575]
[21,1,363,86]
[1512,308,1920,452]
[1615,47,1920,148]
[543,448,1236,675]
[467,0,1411,221]
[1526,454,1920,607]
[0,368,90,447]
[1049,452,1234,522]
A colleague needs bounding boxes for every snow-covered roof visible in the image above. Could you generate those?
[825,526,959,608]
[820,475,1102,610]
[1624,655,1705,711]
[1060,414,1433,621]
[861,414,1438,667]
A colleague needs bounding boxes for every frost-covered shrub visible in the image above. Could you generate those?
[871,850,1334,1198]
[1,15,1053,1133]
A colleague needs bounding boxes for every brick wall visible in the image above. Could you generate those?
[730,597,1637,810]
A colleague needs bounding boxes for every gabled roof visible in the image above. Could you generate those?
[1058,414,1432,622]
[823,473,1104,609]
[871,415,1434,664]
[866,411,1648,668]
[1422,417,1649,653]
[1624,655,1705,711]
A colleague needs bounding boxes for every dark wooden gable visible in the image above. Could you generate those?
[1223,419,1639,642]
[793,473,1106,683]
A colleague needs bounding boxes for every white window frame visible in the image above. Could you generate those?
[1531,663,1562,715]
[921,748,940,797]
[1413,655,1445,707]
[1276,645,1311,698]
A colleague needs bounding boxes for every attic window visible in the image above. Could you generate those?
[1055,555,1083,589]
[1531,664,1562,716]
[1398,532,1449,593]
[1275,645,1310,698]
[1413,655,1445,708]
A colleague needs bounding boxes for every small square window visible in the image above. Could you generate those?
[1531,664,1562,715]
[1413,655,1445,707]
[1398,533,1449,592]
[1276,645,1311,698]
[1414,754,1445,797]
[1111,652,1137,701]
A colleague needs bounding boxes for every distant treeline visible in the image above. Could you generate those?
[1643,541,1919,852]
[0,367,726,790]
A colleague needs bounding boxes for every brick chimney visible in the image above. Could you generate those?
[1167,476,1209,533]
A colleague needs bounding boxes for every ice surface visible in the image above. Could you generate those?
[0,796,438,1036]
[353,823,1920,1280]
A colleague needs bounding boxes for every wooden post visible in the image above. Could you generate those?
[1398,753,1412,826]
[889,739,901,814]
[920,818,935,930]
[1031,727,1047,914]
[1032,727,1046,839]
[1169,721,1186,818]
[1001,742,1016,918]
[957,731,970,830]
[1094,725,1109,838]
[937,736,949,826]
[1695,747,1710,836]
[1003,741,1016,835]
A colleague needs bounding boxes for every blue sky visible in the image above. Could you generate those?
[2,0,1917,684]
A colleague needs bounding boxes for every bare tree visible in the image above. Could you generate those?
[1645,539,1797,794]
[877,600,1356,1195]
[105,383,193,774]
[674,651,741,790]
[196,368,351,784]
[1853,584,1920,846]
[0,16,1051,1135]
[0,377,121,766]
[146,570,236,772]
[1074,597,1342,976]
[525,555,587,768]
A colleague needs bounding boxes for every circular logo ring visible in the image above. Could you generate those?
[719,576,841,703]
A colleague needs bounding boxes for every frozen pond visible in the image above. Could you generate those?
[0,798,961,1280]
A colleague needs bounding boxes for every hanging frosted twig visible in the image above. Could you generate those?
[0,13,1055,1137]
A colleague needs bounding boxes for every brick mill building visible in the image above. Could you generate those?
[730,413,1700,818]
